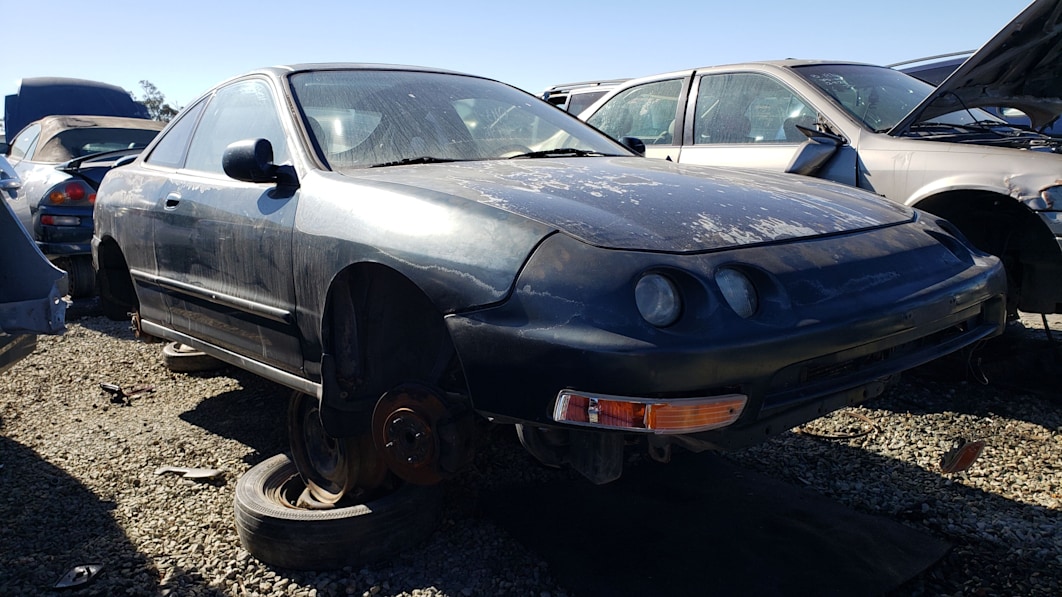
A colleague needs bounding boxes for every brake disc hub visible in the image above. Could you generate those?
[372,385,473,485]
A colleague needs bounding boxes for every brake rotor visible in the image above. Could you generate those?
[372,386,449,485]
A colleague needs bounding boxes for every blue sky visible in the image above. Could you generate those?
[1,0,1033,115]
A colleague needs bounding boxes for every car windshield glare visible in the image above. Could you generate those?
[793,64,1002,132]
[289,70,626,169]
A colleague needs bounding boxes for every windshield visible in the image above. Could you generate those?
[793,63,1003,132]
[289,70,629,169]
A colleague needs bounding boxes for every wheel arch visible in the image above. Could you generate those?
[317,262,467,437]
[94,235,138,319]
[912,189,1062,312]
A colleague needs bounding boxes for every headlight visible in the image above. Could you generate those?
[635,273,681,327]
[716,268,757,318]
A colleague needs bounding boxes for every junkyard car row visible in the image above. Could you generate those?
[579,0,1062,317]
[4,114,164,297]
[0,0,1055,575]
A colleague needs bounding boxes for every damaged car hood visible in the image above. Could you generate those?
[896,0,1062,133]
[351,157,913,253]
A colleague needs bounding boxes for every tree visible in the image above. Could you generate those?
[137,80,179,122]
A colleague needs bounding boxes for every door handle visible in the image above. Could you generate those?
[164,193,181,209]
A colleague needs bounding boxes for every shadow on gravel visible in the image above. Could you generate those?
[913,321,1062,403]
[177,370,289,465]
[0,436,157,594]
[64,296,103,322]
[483,450,951,597]
[891,328,1062,432]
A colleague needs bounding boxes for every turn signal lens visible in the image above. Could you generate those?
[554,390,747,434]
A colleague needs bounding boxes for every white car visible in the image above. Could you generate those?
[580,0,1062,315]
[542,79,628,114]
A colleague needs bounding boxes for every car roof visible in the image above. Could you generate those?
[543,79,630,94]
[219,63,483,84]
[31,115,165,137]
[3,77,152,140]
[192,63,501,105]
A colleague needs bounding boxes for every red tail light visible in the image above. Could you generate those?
[46,181,96,205]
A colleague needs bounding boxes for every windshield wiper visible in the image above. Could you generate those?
[507,147,612,159]
[369,156,460,168]
[909,120,1013,135]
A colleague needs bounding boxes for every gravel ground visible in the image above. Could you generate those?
[0,304,1059,596]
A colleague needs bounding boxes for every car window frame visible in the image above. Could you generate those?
[181,76,292,177]
[688,70,818,146]
[586,76,690,147]
[8,123,42,161]
[143,98,209,169]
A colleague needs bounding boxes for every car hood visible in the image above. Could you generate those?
[895,0,1062,132]
[351,157,913,253]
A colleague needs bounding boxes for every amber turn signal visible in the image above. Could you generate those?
[554,390,747,434]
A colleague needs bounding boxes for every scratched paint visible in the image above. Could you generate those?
[353,157,910,253]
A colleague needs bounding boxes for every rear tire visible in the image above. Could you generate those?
[233,454,441,570]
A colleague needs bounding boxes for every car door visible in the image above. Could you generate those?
[584,77,686,162]
[151,77,303,374]
[677,71,825,170]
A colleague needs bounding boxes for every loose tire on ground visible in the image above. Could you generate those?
[161,341,225,373]
[234,454,442,570]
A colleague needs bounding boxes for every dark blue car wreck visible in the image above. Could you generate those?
[1,158,67,374]
[92,64,1006,569]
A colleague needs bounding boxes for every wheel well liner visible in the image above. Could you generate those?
[318,263,465,437]
[95,238,137,309]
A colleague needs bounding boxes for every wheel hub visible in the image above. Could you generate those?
[373,386,477,484]
[372,386,452,485]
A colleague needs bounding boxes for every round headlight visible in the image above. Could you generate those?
[716,268,757,318]
[635,273,681,327]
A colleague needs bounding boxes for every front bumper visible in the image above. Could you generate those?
[447,224,1006,450]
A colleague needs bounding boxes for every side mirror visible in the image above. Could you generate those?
[619,136,646,156]
[784,125,846,177]
[0,178,20,191]
[223,138,279,183]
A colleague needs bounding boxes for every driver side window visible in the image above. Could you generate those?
[184,79,289,175]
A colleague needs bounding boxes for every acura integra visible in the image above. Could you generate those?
[93,63,1006,569]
